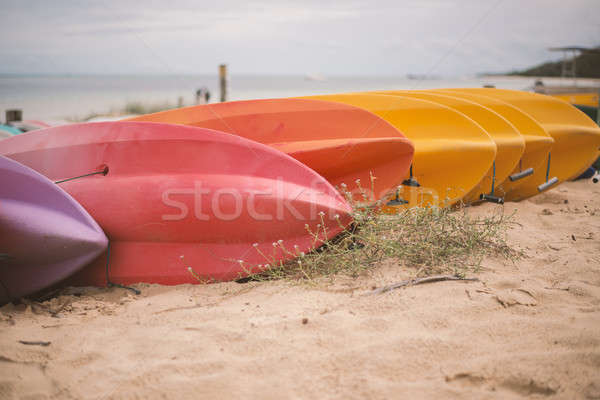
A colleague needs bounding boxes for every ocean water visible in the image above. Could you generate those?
[0,74,597,122]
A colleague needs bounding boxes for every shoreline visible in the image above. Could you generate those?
[2,75,589,122]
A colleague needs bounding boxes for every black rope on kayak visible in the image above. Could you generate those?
[105,242,140,295]
[545,153,551,182]
[54,166,109,184]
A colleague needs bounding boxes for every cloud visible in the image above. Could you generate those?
[0,0,598,75]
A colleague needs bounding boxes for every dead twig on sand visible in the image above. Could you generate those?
[369,275,479,295]
[153,304,205,315]
[18,340,51,347]
[544,286,570,291]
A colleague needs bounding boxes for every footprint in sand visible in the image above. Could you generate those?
[494,288,538,307]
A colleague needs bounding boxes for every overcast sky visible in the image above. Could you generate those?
[1,0,598,76]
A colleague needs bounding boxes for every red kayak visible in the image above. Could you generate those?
[129,98,414,202]
[0,122,352,285]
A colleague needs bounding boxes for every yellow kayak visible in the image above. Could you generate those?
[446,89,600,198]
[432,89,554,201]
[551,92,599,108]
[370,90,525,204]
[304,93,496,207]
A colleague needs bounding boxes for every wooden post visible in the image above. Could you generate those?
[219,64,228,103]
[5,109,22,124]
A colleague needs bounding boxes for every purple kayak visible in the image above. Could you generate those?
[0,156,108,303]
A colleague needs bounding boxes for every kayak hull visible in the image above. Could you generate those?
[129,98,414,202]
[450,89,600,199]
[304,93,497,207]
[435,89,554,201]
[0,122,352,286]
[372,90,525,202]
[0,156,108,303]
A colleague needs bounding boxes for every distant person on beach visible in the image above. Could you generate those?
[195,87,211,104]
[533,79,546,94]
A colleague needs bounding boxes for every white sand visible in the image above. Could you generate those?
[1,180,599,399]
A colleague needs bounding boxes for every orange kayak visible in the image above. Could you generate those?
[129,98,414,202]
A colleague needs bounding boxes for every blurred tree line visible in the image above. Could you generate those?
[509,47,600,78]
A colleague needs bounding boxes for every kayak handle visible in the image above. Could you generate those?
[537,177,559,192]
[479,194,504,204]
[509,168,534,182]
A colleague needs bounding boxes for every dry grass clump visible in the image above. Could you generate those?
[235,201,520,283]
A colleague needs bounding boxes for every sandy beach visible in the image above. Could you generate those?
[1,180,599,399]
